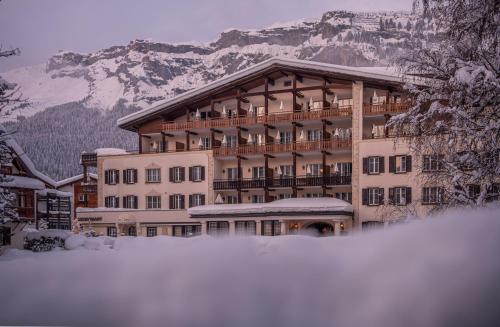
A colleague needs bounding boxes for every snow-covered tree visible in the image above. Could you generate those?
[389,0,500,208]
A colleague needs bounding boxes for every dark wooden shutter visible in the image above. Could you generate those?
[180,195,185,209]
[406,156,412,172]
[362,158,368,174]
[169,195,174,209]
[379,157,385,173]
[122,196,127,209]
[104,170,109,184]
[201,194,205,205]
[115,196,119,208]
[123,170,128,184]
[115,170,120,184]
[180,167,185,181]
[362,188,368,205]
[201,166,205,181]
[378,188,384,205]
[189,194,193,208]
[134,196,138,209]
[389,156,396,173]
[388,188,395,204]
[169,168,173,182]
[406,187,412,204]
[189,167,193,181]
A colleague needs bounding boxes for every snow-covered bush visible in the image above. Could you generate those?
[23,230,71,252]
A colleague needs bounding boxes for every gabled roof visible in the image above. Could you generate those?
[55,173,98,188]
[117,57,407,131]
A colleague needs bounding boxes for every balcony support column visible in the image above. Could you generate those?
[322,151,327,197]
[322,79,327,109]
[292,74,297,112]
[185,131,190,151]
[237,156,242,203]
[292,153,297,198]
[264,78,269,115]
[138,133,143,154]
[161,132,167,152]
[264,155,269,202]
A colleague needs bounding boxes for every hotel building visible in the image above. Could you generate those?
[77,58,438,237]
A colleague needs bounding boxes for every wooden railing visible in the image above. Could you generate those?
[213,175,351,190]
[213,138,352,157]
[162,106,352,132]
[363,102,411,115]
[82,184,97,193]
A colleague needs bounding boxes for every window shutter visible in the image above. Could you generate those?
[388,188,395,204]
[115,196,119,208]
[123,170,128,184]
[169,168,173,182]
[180,195,185,209]
[134,196,138,209]
[122,196,127,209]
[378,188,385,205]
[169,195,173,209]
[201,166,205,181]
[406,187,412,204]
[389,156,395,173]
[105,197,109,207]
[362,158,368,174]
[105,170,109,184]
[379,157,385,173]
[189,194,193,208]
[201,194,205,205]
[115,170,120,184]
[180,167,185,181]
[189,167,193,181]
[362,188,368,205]
[406,156,412,172]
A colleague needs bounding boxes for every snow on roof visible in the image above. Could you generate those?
[117,57,408,128]
[188,197,353,217]
[38,189,72,197]
[95,148,128,156]
[0,175,46,190]
[55,173,97,188]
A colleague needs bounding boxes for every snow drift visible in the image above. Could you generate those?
[1,206,499,326]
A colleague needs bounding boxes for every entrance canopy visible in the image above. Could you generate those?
[188,197,353,219]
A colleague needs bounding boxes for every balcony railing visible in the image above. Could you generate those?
[162,106,352,132]
[363,102,411,115]
[82,184,97,193]
[81,153,97,166]
[214,174,351,190]
[213,138,352,157]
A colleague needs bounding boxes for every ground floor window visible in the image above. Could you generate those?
[335,192,352,203]
[252,195,265,203]
[146,227,157,237]
[262,220,281,236]
[226,196,238,204]
[128,226,136,236]
[235,221,256,235]
[362,221,383,231]
[173,225,202,237]
[0,226,11,246]
[107,226,117,237]
[207,221,229,236]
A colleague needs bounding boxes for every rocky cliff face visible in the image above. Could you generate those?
[2,10,437,179]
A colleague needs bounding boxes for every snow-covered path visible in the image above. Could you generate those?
[1,207,500,326]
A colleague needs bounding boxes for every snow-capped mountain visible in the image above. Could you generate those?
[3,10,437,179]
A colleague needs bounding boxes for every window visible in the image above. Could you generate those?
[252,195,265,203]
[207,221,229,235]
[78,194,88,203]
[278,165,293,177]
[278,193,292,199]
[147,227,157,237]
[371,125,386,138]
[169,167,185,183]
[173,225,201,237]
[284,80,292,87]
[169,194,185,209]
[189,166,205,182]
[104,169,119,185]
[104,196,119,208]
[306,163,322,177]
[304,193,323,198]
[363,156,384,174]
[389,156,412,173]
[422,187,444,204]
[280,131,293,144]
[256,106,265,116]
[423,155,444,172]
[334,162,352,176]
[226,195,238,204]
[189,194,205,207]
[123,169,138,184]
[146,168,161,183]
[235,221,256,235]
[252,166,265,179]
[262,220,281,236]
[312,101,323,110]
[146,196,161,209]
[362,188,384,206]
[307,130,323,141]
[128,226,136,236]
[335,192,352,203]
[389,187,411,205]
[227,168,239,181]
[200,137,211,149]
[123,195,138,209]
[226,135,238,147]
[107,227,117,237]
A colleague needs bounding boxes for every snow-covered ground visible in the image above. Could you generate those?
[1,207,499,326]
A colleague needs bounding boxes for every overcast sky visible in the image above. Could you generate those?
[0,0,413,72]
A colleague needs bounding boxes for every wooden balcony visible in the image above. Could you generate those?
[363,102,411,115]
[162,106,352,132]
[213,138,352,157]
[214,174,351,190]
